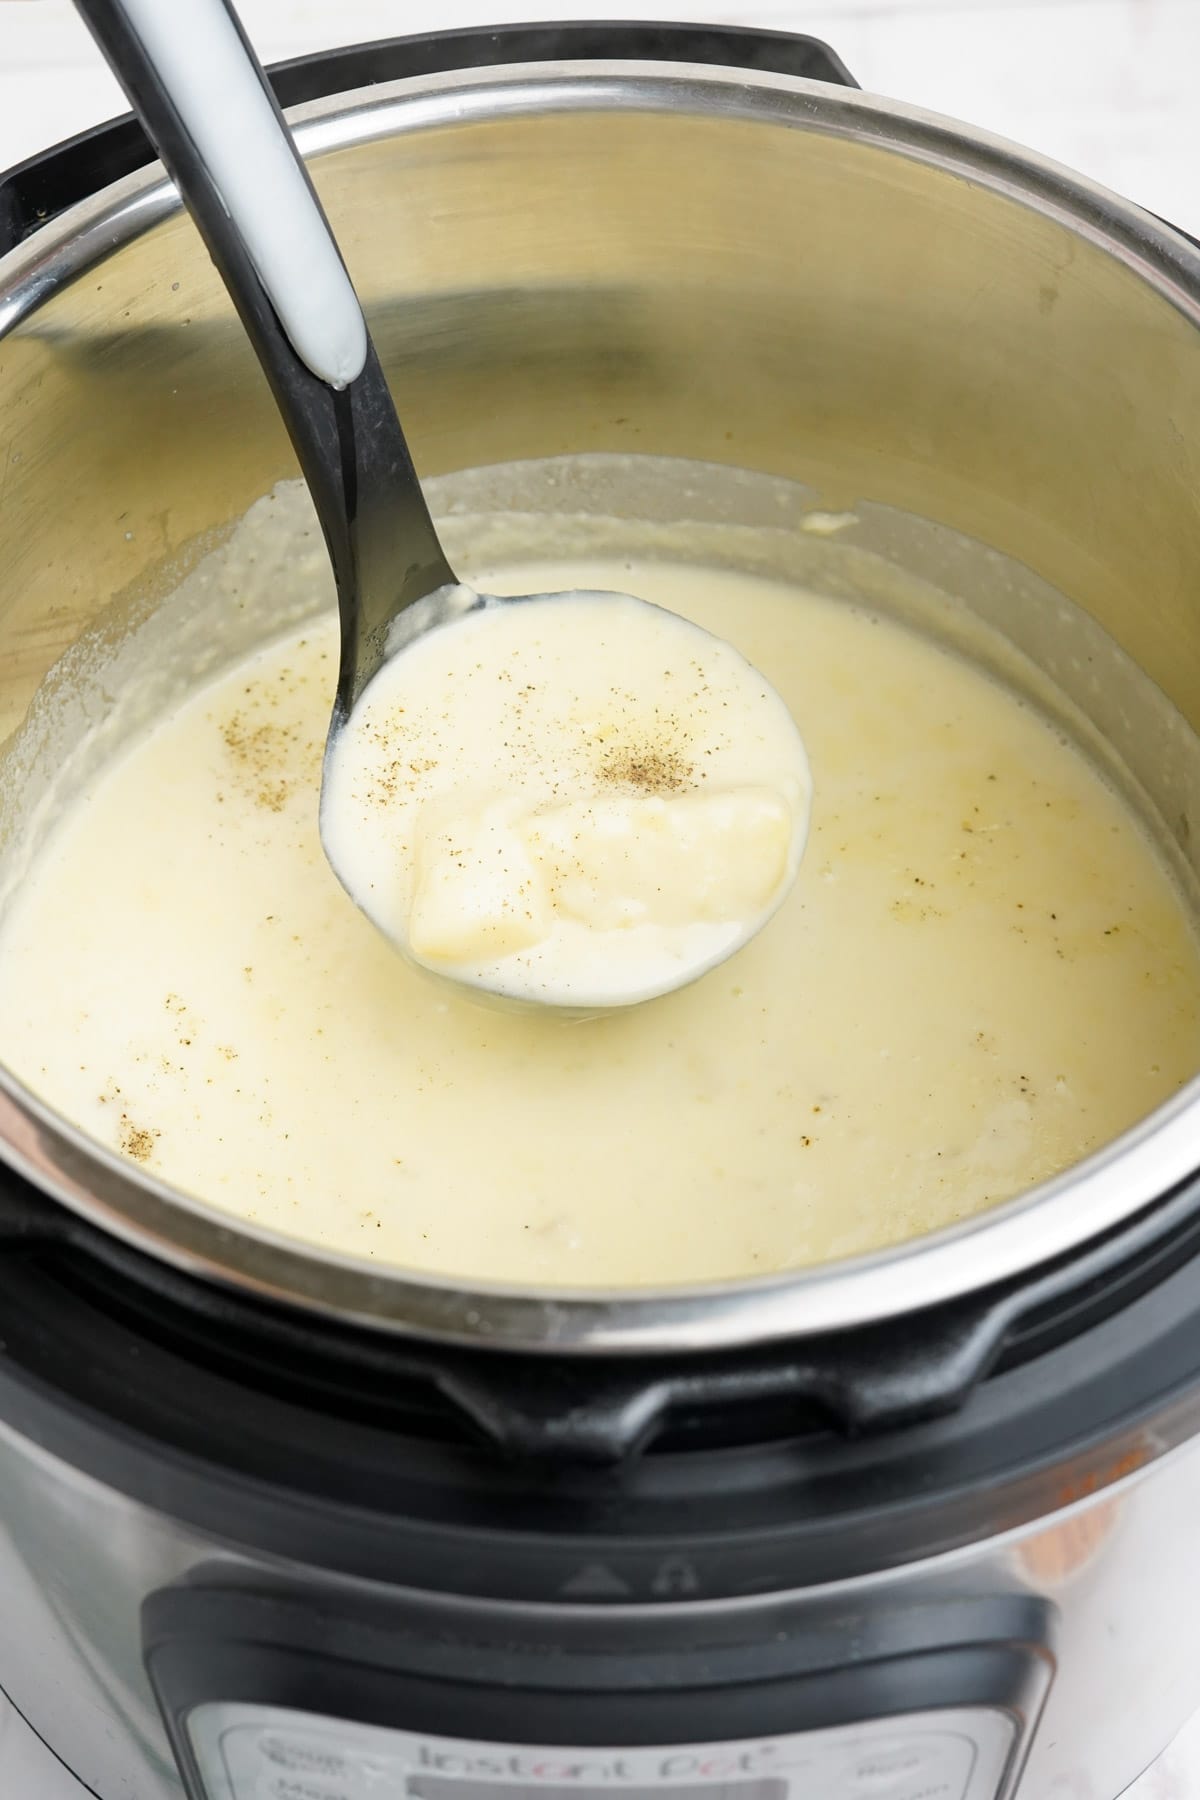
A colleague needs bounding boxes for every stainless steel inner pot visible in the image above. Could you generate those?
[0,58,1198,1354]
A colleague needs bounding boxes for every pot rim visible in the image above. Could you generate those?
[2,57,1199,1356]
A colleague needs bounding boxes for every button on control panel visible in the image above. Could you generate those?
[187,1704,1017,1800]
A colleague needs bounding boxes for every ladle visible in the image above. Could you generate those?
[73,0,810,1010]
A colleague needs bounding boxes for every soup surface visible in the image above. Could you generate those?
[1,489,1198,1286]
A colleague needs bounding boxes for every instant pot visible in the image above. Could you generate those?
[1,21,1200,1800]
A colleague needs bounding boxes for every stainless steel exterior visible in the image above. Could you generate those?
[0,1399,1197,1800]
[0,66,1199,1354]
[0,1692,81,1798]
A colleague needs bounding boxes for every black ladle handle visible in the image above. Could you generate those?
[72,0,456,717]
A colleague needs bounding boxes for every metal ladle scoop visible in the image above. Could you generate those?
[74,0,810,1011]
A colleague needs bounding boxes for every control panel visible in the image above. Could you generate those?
[187,1703,1017,1800]
[145,1582,1052,1800]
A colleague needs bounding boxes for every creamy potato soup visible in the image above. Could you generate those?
[1,478,1197,1287]
[322,590,813,1007]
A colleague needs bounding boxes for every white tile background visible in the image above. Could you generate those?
[0,0,1198,1795]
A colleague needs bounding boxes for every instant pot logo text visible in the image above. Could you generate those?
[415,1743,785,1782]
